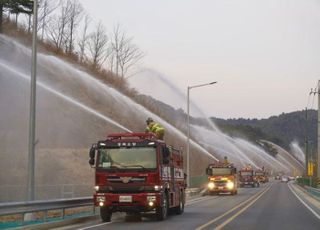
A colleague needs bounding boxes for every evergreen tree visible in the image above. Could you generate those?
[0,0,33,33]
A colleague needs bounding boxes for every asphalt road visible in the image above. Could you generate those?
[54,181,320,230]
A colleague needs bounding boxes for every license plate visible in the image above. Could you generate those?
[218,186,223,190]
[119,196,132,203]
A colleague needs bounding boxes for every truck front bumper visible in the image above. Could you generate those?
[94,192,162,212]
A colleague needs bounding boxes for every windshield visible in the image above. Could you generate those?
[209,168,232,175]
[97,147,157,170]
[240,171,253,176]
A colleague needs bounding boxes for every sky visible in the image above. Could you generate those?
[78,0,320,119]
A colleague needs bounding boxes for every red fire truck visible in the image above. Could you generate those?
[239,166,260,188]
[205,161,238,195]
[88,132,186,222]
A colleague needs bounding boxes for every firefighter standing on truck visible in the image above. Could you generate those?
[145,117,165,140]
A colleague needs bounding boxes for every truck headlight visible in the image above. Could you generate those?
[147,196,156,207]
[147,196,156,202]
[154,185,162,191]
[226,181,234,189]
[208,182,215,189]
[94,186,99,191]
[96,196,105,202]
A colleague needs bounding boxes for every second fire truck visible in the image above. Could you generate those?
[205,161,238,195]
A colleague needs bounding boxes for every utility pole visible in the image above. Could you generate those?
[27,0,38,201]
[317,80,320,188]
[186,81,217,187]
[305,107,308,177]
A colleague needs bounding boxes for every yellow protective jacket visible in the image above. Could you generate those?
[146,122,165,139]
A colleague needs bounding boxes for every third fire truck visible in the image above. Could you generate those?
[239,166,260,188]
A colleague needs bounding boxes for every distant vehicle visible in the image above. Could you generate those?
[275,175,280,180]
[239,166,260,188]
[255,169,269,183]
[205,160,238,195]
[288,176,295,181]
[281,176,288,182]
[88,132,186,222]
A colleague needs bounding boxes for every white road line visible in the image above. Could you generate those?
[186,196,216,206]
[77,196,215,229]
[78,222,112,230]
[288,183,320,220]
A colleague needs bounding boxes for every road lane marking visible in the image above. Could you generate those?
[288,183,320,220]
[78,222,113,230]
[195,185,271,230]
[77,195,215,229]
[187,196,219,206]
[214,185,271,230]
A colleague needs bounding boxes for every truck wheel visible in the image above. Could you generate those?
[175,191,184,215]
[100,207,112,222]
[156,193,168,221]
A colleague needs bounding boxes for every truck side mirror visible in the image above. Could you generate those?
[163,147,170,158]
[89,145,96,167]
[206,167,212,175]
[162,147,170,165]
[89,158,95,166]
[89,145,96,159]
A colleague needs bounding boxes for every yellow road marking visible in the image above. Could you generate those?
[195,185,271,230]
[215,185,271,230]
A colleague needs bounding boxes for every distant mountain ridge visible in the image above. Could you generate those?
[211,110,317,152]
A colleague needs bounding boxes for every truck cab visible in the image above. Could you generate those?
[205,162,238,195]
[89,132,186,222]
[255,170,269,183]
[239,167,260,188]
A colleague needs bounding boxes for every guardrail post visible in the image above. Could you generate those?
[62,208,65,219]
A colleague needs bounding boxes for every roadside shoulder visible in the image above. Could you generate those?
[289,182,320,219]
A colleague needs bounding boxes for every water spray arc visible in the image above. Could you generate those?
[0,62,132,133]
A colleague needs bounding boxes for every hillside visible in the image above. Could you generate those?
[212,110,317,152]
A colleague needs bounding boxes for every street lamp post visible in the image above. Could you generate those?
[27,0,38,201]
[187,81,217,187]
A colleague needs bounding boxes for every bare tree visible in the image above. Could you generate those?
[109,24,144,78]
[110,23,125,76]
[87,21,108,69]
[46,1,71,50]
[38,0,57,41]
[65,0,83,54]
[77,13,90,63]
[118,39,144,78]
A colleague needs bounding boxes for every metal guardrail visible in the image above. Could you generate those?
[0,197,95,229]
[304,186,320,201]
[0,188,203,229]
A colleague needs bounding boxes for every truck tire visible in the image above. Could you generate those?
[175,191,184,215]
[231,190,237,195]
[100,207,112,222]
[156,192,168,221]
